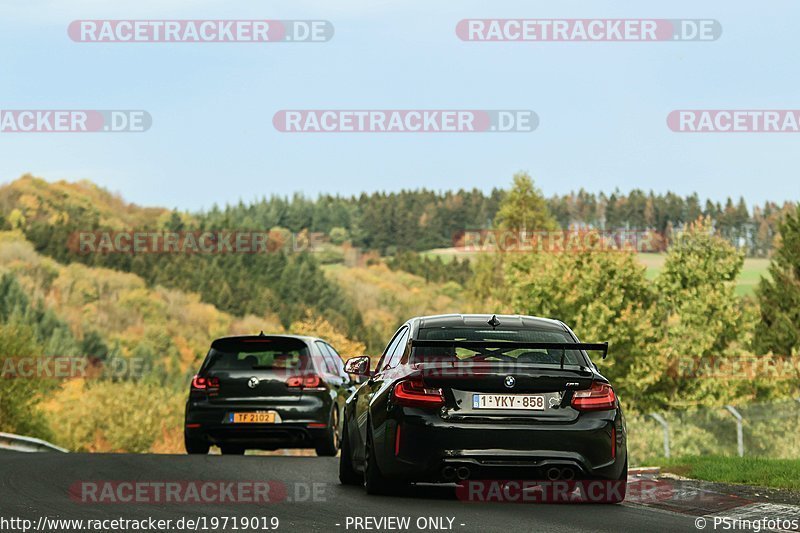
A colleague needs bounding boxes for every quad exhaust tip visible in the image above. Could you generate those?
[442,466,471,481]
[545,467,576,480]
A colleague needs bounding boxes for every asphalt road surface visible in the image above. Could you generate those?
[0,452,704,533]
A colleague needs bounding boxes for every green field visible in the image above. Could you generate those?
[424,249,770,297]
[639,253,770,296]
[657,456,800,491]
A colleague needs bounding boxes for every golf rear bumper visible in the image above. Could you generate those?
[184,395,332,449]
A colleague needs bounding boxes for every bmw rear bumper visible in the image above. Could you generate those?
[377,409,626,482]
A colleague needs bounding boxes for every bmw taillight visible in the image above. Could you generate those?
[392,379,444,409]
[191,375,219,391]
[286,375,321,389]
[571,382,617,411]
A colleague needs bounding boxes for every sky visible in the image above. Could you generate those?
[0,0,798,211]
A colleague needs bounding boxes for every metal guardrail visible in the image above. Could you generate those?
[638,397,800,462]
[0,432,68,453]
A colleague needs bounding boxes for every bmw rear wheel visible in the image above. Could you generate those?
[604,458,627,504]
[338,417,362,485]
[364,428,404,495]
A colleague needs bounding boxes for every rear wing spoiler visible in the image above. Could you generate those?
[410,340,609,364]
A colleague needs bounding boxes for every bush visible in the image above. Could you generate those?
[0,322,54,439]
[44,380,183,453]
[329,227,349,245]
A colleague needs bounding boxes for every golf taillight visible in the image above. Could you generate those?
[392,379,444,409]
[191,375,219,391]
[571,382,617,411]
[286,375,321,389]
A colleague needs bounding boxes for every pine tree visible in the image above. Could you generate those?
[755,204,800,355]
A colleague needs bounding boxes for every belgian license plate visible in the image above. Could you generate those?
[473,394,546,410]
[229,412,276,424]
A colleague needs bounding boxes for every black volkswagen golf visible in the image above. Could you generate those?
[339,314,627,502]
[184,334,353,456]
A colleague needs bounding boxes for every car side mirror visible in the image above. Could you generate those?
[344,356,371,376]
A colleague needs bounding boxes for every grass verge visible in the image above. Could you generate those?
[657,456,800,491]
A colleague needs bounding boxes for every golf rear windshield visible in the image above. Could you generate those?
[204,338,310,371]
[413,328,587,366]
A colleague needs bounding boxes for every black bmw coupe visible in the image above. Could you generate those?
[338,314,627,502]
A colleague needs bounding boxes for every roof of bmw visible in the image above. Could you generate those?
[414,314,566,331]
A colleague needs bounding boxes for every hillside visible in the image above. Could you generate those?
[0,174,171,230]
[0,231,283,373]
[0,175,373,348]
[324,262,475,346]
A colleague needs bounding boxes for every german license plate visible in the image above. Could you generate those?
[473,394,546,410]
[229,412,276,424]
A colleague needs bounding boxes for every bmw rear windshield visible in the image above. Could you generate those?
[203,337,311,372]
[412,327,588,366]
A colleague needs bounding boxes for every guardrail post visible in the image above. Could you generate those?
[724,405,744,457]
[648,413,670,459]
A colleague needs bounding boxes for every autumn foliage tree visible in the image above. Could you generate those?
[289,311,366,360]
[500,244,663,404]
[474,217,791,410]
[495,172,560,232]
[656,217,745,358]
[653,218,756,406]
